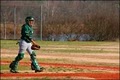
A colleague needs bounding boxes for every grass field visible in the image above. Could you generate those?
[1,40,119,53]
[1,40,119,79]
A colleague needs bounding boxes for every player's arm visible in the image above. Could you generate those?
[31,39,39,46]
[25,35,39,46]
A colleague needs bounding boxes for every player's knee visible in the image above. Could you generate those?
[30,51,36,60]
[16,53,24,60]
[19,53,24,59]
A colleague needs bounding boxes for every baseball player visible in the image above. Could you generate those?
[9,16,43,73]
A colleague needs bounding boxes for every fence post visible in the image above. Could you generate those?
[14,6,17,39]
[40,5,43,41]
[4,18,6,39]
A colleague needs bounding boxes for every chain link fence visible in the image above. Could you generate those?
[1,5,42,40]
[1,1,119,41]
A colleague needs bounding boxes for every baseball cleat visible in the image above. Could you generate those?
[10,69,19,73]
[35,67,44,73]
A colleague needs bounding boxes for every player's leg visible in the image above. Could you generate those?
[9,40,26,73]
[9,53,24,73]
[27,43,43,72]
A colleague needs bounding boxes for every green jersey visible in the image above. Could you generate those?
[21,24,33,43]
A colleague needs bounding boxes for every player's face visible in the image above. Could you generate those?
[28,20,34,27]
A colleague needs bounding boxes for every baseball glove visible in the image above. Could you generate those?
[31,44,40,50]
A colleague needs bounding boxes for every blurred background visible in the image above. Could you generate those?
[0,1,119,41]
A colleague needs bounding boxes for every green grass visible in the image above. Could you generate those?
[1,65,9,70]
[1,57,73,64]
[1,40,119,54]
[1,65,31,71]
[41,49,118,53]
[1,56,119,68]
[1,40,118,49]
[1,40,19,49]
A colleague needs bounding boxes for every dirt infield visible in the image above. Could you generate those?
[1,72,119,80]
[1,61,119,71]
[1,61,119,80]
